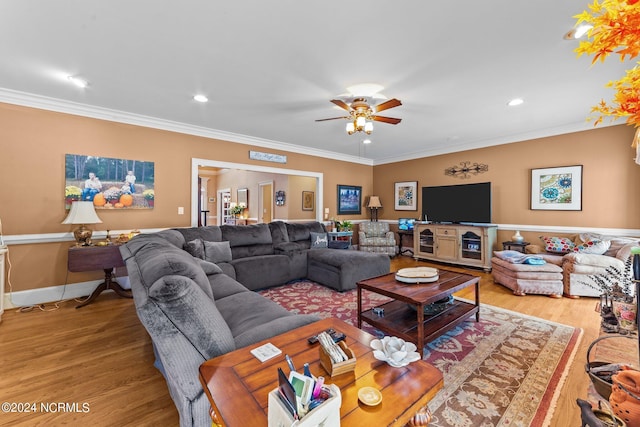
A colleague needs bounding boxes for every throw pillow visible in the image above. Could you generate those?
[310,232,328,249]
[183,238,205,259]
[540,236,576,254]
[196,258,223,275]
[203,240,233,263]
[572,239,611,255]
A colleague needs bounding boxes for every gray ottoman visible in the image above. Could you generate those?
[491,257,563,298]
[307,249,390,291]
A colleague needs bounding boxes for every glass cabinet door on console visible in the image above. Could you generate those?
[419,228,434,254]
[460,231,483,261]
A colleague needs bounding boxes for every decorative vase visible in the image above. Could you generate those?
[610,370,640,427]
[612,300,637,331]
[511,230,524,243]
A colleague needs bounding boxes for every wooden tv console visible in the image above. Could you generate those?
[413,223,497,271]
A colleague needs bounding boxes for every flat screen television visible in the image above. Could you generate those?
[422,182,492,224]
[398,218,416,231]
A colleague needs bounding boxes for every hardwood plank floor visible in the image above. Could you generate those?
[0,256,614,426]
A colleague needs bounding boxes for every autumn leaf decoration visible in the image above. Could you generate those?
[574,0,640,134]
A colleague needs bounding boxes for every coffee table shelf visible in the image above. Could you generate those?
[357,270,480,356]
[360,299,478,347]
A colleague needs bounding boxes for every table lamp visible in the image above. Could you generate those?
[62,201,103,246]
[367,196,382,222]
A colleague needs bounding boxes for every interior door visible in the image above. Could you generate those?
[260,182,273,223]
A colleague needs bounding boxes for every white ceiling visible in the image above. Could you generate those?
[0,1,632,165]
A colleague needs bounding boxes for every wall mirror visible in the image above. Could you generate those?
[238,188,248,207]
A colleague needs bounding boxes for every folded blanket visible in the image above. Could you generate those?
[494,250,546,265]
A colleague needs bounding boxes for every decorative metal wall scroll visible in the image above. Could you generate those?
[444,161,488,179]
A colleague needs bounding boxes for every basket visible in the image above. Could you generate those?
[586,334,637,399]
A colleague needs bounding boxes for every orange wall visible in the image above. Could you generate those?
[0,103,372,292]
[374,125,639,228]
[1,101,638,294]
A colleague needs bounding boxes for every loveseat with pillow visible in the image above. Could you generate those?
[526,233,640,297]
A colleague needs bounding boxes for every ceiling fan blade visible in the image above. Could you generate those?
[372,115,402,125]
[330,99,352,111]
[374,98,402,113]
[315,116,349,122]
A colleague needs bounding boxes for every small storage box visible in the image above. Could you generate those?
[319,341,356,377]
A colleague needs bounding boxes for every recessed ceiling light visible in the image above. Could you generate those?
[563,24,593,40]
[67,76,88,88]
[362,139,372,144]
[507,98,524,107]
[193,94,208,103]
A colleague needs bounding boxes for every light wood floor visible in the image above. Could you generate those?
[0,256,611,426]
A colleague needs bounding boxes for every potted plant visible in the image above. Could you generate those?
[230,205,244,218]
[143,189,154,207]
[340,220,353,232]
[581,256,636,332]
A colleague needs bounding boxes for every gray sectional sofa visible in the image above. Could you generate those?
[119,221,390,426]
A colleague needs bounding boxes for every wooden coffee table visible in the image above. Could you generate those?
[358,269,480,356]
[199,317,443,426]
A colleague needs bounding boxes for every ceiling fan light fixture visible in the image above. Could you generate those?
[346,122,355,134]
[364,122,373,134]
[356,116,366,128]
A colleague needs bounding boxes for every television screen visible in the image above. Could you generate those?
[422,182,492,224]
[398,218,416,231]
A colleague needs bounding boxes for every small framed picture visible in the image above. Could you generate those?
[302,191,314,211]
[394,181,418,211]
[531,165,582,211]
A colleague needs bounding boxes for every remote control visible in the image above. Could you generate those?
[308,328,346,344]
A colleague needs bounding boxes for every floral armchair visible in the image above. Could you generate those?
[358,222,396,256]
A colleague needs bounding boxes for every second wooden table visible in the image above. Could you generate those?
[357,269,480,356]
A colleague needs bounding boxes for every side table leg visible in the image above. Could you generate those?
[76,268,132,309]
[357,287,362,328]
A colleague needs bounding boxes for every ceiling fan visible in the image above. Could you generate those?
[316,97,402,135]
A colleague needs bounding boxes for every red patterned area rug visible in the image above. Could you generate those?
[259,281,583,427]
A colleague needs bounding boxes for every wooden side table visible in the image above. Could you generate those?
[68,244,132,308]
[397,230,414,256]
[502,241,529,253]
[327,231,353,247]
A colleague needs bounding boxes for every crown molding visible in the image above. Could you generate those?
[372,121,618,165]
[0,88,374,166]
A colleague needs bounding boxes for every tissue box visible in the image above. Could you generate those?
[268,383,341,427]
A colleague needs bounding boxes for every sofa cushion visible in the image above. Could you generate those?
[222,224,274,258]
[269,221,290,245]
[196,258,223,275]
[207,273,250,300]
[571,239,610,255]
[204,241,233,263]
[184,239,205,259]
[540,236,575,254]
[173,226,222,243]
[133,239,213,300]
[286,222,326,243]
[310,232,328,249]
[216,291,292,337]
[230,255,292,290]
[148,275,235,359]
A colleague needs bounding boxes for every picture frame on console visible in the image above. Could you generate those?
[530,165,582,211]
[337,185,362,215]
[394,181,418,211]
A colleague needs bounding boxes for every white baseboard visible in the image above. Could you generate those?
[4,277,130,309]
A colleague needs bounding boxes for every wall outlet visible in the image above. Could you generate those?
[178,207,184,215]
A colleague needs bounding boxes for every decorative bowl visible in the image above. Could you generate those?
[370,336,421,367]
